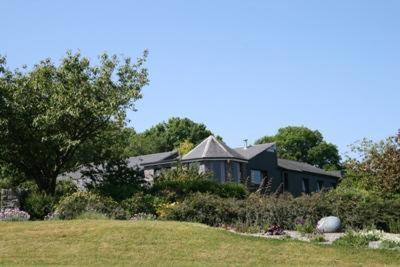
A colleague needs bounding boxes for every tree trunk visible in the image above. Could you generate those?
[35,174,57,195]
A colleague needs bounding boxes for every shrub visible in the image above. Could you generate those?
[0,208,30,221]
[82,159,147,202]
[120,192,159,216]
[19,180,77,220]
[237,193,299,230]
[152,179,248,202]
[237,190,400,233]
[218,183,249,199]
[159,193,240,226]
[333,231,380,248]
[293,192,333,225]
[326,189,400,232]
[343,137,400,195]
[157,164,212,182]
[388,220,400,234]
[295,218,315,234]
[55,192,118,220]
[156,202,178,219]
[22,192,55,220]
[55,180,78,201]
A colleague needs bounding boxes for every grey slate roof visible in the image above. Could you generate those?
[182,136,247,161]
[59,151,178,189]
[234,143,276,160]
[127,151,178,169]
[278,158,341,178]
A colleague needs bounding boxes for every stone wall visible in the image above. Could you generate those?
[0,189,21,209]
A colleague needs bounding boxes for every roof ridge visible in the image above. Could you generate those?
[214,137,230,154]
[182,135,246,161]
[182,136,211,158]
[202,136,213,157]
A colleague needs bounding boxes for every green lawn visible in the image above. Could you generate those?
[0,220,399,266]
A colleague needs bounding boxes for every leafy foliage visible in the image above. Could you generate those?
[120,192,160,216]
[152,179,248,201]
[54,180,78,202]
[295,219,315,234]
[256,126,340,170]
[74,126,139,165]
[333,231,380,248]
[131,117,216,154]
[22,192,55,220]
[82,159,147,202]
[177,139,194,156]
[55,192,118,220]
[152,167,248,201]
[159,193,239,226]
[154,188,400,233]
[342,136,400,195]
[326,188,400,231]
[0,164,25,189]
[238,193,298,230]
[156,164,211,182]
[0,51,148,194]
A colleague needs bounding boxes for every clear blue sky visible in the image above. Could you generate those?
[3,0,400,156]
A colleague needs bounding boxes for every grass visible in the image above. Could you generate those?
[0,220,399,266]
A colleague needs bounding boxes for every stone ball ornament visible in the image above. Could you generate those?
[316,216,341,233]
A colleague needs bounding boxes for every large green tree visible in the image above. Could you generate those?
[128,117,215,155]
[256,126,340,169]
[74,125,138,164]
[341,136,400,195]
[0,51,148,194]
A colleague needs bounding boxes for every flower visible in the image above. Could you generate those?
[0,208,30,221]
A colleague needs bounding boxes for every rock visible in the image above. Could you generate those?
[369,241,382,249]
[0,189,21,210]
[317,216,341,233]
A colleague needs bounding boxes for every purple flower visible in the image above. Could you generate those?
[0,208,30,221]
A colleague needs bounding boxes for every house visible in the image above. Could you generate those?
[130,136,341,196]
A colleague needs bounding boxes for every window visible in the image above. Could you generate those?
[231,162,241,182]
[211,161,225,182]
[283,172,289,191]
[302,178,310,193]
[251,170,262,184]
[316,180,324,192]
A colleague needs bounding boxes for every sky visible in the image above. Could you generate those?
[2,0,400,156]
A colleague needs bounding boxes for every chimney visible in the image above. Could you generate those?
[243,139,249,150]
